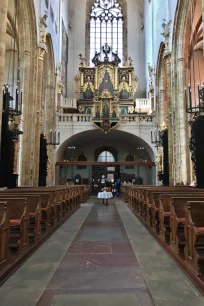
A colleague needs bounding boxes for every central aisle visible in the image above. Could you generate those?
[38,201,154,305]
[0,199,204,306]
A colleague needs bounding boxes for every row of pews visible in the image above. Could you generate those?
[121,184,204,289]
[0,185,89,281]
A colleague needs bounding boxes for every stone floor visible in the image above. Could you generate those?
[0,199,204,306]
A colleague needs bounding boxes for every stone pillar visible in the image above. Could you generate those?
[20,50,35,186]
[176,57,190,184]
[33,46,47,186]
[47,144,55,186]
[164,53,174,185]
[159,90,164,127]
[0,0,8,148]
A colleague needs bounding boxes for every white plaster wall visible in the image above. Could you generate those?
[56,121,157,162]
[127,0,146,97]
[144,0,178,94]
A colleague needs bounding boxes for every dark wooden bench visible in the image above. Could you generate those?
[6,198,28,255]
[170,197,204,256]
[0,202,9,272]
[0,194,41,243]
[159,193,204,244]
[184,201,204,275]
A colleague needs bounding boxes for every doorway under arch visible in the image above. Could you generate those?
[56,129,156,189]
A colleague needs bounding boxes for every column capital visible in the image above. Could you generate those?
[38,43,48,60]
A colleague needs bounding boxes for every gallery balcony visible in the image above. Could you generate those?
[56,113,154,126]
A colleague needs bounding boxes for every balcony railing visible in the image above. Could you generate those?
[135,99,151,113]
[120,114,154,123]
[58,114,92,123]
[57,113,154,124]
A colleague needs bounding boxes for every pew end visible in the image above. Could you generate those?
[185,201,204,276]
[0,202,10,272]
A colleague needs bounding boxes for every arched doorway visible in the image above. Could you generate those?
[56,129,156,191]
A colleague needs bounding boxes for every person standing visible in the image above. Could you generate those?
[116,178,121,197]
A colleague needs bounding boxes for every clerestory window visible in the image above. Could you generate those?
[90,0,123,65]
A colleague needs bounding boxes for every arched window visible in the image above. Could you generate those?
[125,154,134,169]
[90,0,123,64]
[97,151,115,162]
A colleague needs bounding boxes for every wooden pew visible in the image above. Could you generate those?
[159,194,204,244]
[0,194,41,243]
[0,189,53,233]
[185,201,204,275]
[170,197,204,256]
[7,198,28,255]
[0,202,9,272]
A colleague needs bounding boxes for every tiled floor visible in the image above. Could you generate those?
[0,199,204,306]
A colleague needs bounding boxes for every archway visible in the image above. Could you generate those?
[172,0,203,184]
[56,129,156,189]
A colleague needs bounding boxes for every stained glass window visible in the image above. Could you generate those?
[90,0,123,65]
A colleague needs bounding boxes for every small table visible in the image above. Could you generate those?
[97,191,113,205]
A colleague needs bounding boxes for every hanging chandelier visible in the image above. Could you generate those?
[185,84,204,115]
[185,0,204,117]
[151,128,162,149]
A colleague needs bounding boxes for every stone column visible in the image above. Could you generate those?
[20,50,35,186]
[159,90,164,127]
[47,144,55,186]
[176,57,190,184]
[0,0,8,148]
[33,46,47,186]
[164,53,174,185]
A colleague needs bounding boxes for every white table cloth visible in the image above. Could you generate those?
[97,191,113,199]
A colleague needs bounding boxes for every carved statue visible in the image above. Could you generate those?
[112,51,121,64]
[148,63,154,91]
[161,121,167,131]
[39,14,48,43]
[92,51,100,64]
[83,75,95,93]
[161,19,172,53]
[132,75,138,95]
[156,151,163,172]
[78,105,84,113]
[119,76,130,93]
[79,53,87,66]
[74,73,80,94]
[128,56,133,66]
[128,106,134,114]
[38,13,48,59]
